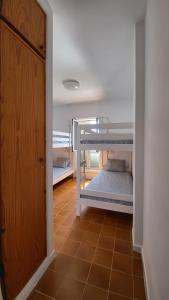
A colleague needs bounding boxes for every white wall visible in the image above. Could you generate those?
[133,21,145,249]
[143,0,169,299]
[53,99,133,131]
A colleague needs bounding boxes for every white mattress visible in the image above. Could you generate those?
[85,170,133,195]
[53,167,73,184]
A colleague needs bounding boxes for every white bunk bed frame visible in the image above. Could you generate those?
[75,122,134,215]
[53,130,74,185]
[53,167,74,185]
[53,130,71,148]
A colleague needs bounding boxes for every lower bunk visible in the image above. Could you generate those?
[77,170,133,215]
[53,166,73,185]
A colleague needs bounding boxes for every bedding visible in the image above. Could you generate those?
[80,139,133,145]
[53,157,70,168]
[53,167,72,181]
[85,170,133,196]
[103,159,126,172]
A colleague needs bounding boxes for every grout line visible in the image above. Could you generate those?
[34,289,55,300]
[80,214,104,299]
[107,224,116,300]
[108,291,133,299]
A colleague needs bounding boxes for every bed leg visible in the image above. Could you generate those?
[76,203,81,216]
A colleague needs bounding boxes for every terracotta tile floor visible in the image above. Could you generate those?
[29,178,146,300]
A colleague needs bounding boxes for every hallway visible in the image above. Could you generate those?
[29,178,146,300]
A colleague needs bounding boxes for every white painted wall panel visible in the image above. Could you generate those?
[53,99,134,132]
[144,0,169,299]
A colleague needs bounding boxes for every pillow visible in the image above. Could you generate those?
[53,157,70,168]
[103,159,126,172]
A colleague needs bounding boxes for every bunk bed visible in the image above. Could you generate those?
[53,130,74,185]
[74,122,134,215]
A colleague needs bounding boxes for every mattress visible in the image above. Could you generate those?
[85,169,133,194]
[82,170,133,206]
[53,167,73,183]
[80,139,133,145]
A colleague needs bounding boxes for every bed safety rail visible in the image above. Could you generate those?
[53,130,71,148]
[74,122,134,151]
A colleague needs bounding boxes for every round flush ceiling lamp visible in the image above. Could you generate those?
[62,79,80,90]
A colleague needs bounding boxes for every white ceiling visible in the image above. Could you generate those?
[52,0,146,104]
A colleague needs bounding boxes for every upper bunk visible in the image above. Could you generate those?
[53,130,71,148]
[74,122,134,151]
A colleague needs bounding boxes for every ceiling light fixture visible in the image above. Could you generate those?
[62,79,80,90]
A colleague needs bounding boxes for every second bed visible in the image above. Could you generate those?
[79,170,133,214]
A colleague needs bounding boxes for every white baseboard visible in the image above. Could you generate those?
[142,248,151,300]
[133,243,142,253]
[15,250,56,300]
[132,229,149,300]
[132,228,142,253]
[132,241,150,300]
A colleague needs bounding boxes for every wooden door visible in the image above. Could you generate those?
[1,0,46,57]
[0,20,46,299]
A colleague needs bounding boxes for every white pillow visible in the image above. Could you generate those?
[103,159,126,172]
[53,157,70,168]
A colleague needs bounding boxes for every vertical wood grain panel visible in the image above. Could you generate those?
[0,21,46,299]
[1,0,46,57]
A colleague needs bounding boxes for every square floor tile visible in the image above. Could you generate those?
[94,248,113,268]
[55,277,85,300]
[69,228,85,242]
[61,239,80,256]
[82,284,108,300]
[73,220,90,231]
[98,235,115,251]
[103,216,117,226]
[67,258,91,282]
[36,269,65,299]
[82,231,99,246]
[134,277,146,300]
[133,258,143,277]
[116,219,132,231]
[49,253,74,274]
[110,270,133,298]
[115,239,133,256]
[101,225,116,237]
[89,222,102,234]
[55,225,71,238]
[76,242,95,262]
[53,235,66,251]
[116,229,132,242]
[132,250,142,259]
[87,264,110,290]
[116,213,132,222]
[90,214,105,224]
[112,253,132,274]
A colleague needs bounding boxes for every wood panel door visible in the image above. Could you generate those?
[0,21,46,299]
[1,0,46,57]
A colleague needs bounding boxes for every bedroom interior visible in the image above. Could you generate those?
[1,0,169,299]
[47,0,146,298]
